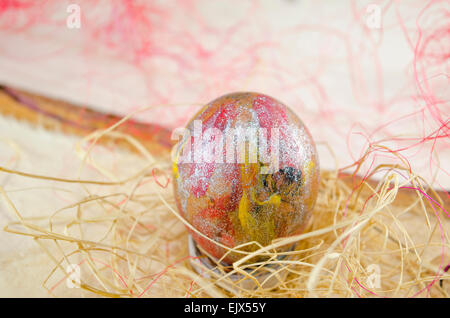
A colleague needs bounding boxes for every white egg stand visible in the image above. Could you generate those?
[188,235,293,293]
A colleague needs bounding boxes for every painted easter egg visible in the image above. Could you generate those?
[172,92,319,264]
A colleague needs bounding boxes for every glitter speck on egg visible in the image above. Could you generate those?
[172,92,320,264]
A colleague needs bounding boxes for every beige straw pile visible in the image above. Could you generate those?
[1,114,448,298]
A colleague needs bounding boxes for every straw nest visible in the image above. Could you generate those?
[1,114,448,298]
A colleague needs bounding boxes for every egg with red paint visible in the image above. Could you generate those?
[172,92,319,264]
